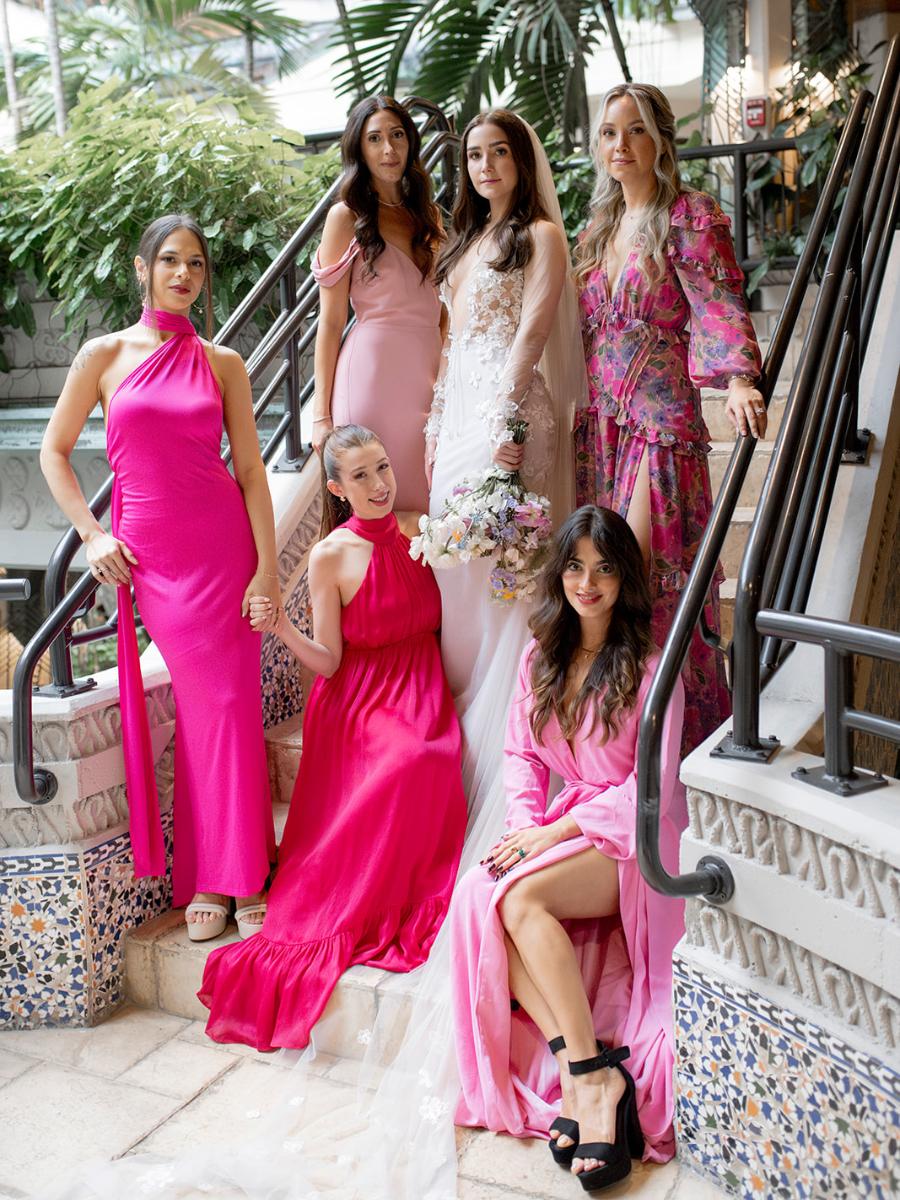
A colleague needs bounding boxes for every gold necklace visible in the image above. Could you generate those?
[378,197,404,208]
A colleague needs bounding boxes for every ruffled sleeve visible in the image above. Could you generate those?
[311,238,360,287]
[669,192,762,389]
[503,642,551,830]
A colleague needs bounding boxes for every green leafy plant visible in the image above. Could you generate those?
[0,0,308,137]
[0,84,342,362]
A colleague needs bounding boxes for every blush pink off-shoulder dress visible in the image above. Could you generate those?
[198,512,467,1051]
[108,308,275,903]
[451,645,686,1163]
[312,238,441,512]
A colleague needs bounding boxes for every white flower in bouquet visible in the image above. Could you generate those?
[409,420,553,604]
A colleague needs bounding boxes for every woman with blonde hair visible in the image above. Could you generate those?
[574,82,763,754]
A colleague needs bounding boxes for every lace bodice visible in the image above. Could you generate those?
[448,265,525,352]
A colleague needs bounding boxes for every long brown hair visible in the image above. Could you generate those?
[434,109,549,286]
[339,95,442,281]
[574,83,682,289]
[136,213,214,339]
[528,505,654,744]
[318,424,384,539]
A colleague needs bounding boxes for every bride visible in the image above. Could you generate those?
[43,115,584,1200]
[427,108,581,831]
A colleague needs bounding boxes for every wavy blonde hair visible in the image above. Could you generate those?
[575,83,682,288]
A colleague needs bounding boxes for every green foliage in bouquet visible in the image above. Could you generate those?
[0,83,342,367]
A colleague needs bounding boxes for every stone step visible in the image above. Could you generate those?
[700,389,788,441]
[708,439,774,505]
[124,910,416,1062]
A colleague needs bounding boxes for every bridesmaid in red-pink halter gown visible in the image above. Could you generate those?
[199,444,467,1051]
[107,307,276,905]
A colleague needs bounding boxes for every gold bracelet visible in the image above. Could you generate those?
[731,373,759,386]
[259,571,279,579]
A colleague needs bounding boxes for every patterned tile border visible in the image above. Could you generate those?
[0,814,173,1028]
[674,954,900,1199]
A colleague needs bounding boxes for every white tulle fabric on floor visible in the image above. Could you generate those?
[40,123,585,1200]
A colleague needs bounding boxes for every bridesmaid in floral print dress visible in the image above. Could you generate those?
[574,83,763,754]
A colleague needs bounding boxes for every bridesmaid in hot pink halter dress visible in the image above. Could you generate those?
[311,96,444,510]
[41,216,278,939]
[199,426,466,1051]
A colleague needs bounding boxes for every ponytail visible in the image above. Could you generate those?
[318,424,384,541]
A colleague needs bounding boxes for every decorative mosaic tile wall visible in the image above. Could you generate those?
[674,954,900,1199]
[0,815,172,1029]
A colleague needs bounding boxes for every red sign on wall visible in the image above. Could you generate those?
[745,97,767,129]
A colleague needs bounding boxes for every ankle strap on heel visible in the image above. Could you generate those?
[569,1044,631,1075]
[547,1035,566,1055]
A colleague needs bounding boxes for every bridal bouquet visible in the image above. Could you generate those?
[410,419,553,604]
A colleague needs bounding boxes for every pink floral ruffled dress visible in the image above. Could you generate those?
[574,190,761,754]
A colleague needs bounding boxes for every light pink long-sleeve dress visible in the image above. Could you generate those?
[450,644,686,1162]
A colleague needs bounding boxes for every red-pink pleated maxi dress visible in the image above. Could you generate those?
[107,308,275,903]
[199,511,467,1051]
[451,645,686,1162]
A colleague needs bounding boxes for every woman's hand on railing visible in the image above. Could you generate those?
[311,415,333,454]
[84,531,138,587]
[726,377,768,439]
[242,572,281,633]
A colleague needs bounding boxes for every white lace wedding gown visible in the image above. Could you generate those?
[427,232,564,820]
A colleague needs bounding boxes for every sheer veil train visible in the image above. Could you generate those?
[43,122,585,1200]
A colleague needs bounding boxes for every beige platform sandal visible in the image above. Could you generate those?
[234,903,267,940]
[184,901,229,942]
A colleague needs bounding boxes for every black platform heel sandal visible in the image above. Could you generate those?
[547,1036,580,1168]
[569,1045,643,1192]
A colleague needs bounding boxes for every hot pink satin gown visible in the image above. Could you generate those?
[108,308,275,903]
[312,237,441,511]
[451,646,686,1162]
[199,512,467,1051]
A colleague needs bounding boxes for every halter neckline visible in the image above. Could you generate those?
[140,308,197,336]
[344,512,399,544]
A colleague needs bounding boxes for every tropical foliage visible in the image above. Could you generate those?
[0,0,307,136]
[0,84,341,369]
[332,0,676,152]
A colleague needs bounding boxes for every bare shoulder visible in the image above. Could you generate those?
[532,219,566,253]
[395,510,423,538]
[69,333,121,377]
[324,201,356,235]
[204,341,245,378]
[310,535,350,570]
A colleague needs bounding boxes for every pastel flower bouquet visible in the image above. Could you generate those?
[410,419,553,604]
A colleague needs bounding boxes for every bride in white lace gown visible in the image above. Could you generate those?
[427,109,579,824]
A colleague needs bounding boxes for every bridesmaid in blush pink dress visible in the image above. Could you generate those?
[311,95,444,511]
[451,507,687,1189]
[199,425,467,1051]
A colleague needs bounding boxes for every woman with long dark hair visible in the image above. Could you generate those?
[426,108,582,841]
[199,425,466,1050]
[41,214,278,941]
[574,83,763,754]
[451,506,687,1191]
[311,95,444,510]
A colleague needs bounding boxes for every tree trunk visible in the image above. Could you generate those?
[0,0,21,140]
[243,26,254,81]
[334,0,366,102]
[599,0,632,83]
[44,0,66,135]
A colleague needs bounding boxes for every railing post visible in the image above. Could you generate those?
[275,262,303,469]
[733,148,748,266]
[823,644,854,780]
[841,224,871,463]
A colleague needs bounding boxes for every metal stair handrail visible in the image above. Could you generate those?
[636,35,900,905]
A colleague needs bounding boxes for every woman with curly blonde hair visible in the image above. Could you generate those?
[574,83,763,754]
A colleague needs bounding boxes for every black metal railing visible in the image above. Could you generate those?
[756,610,899,796]
[637,35,900,905]
[11,97,457,807]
